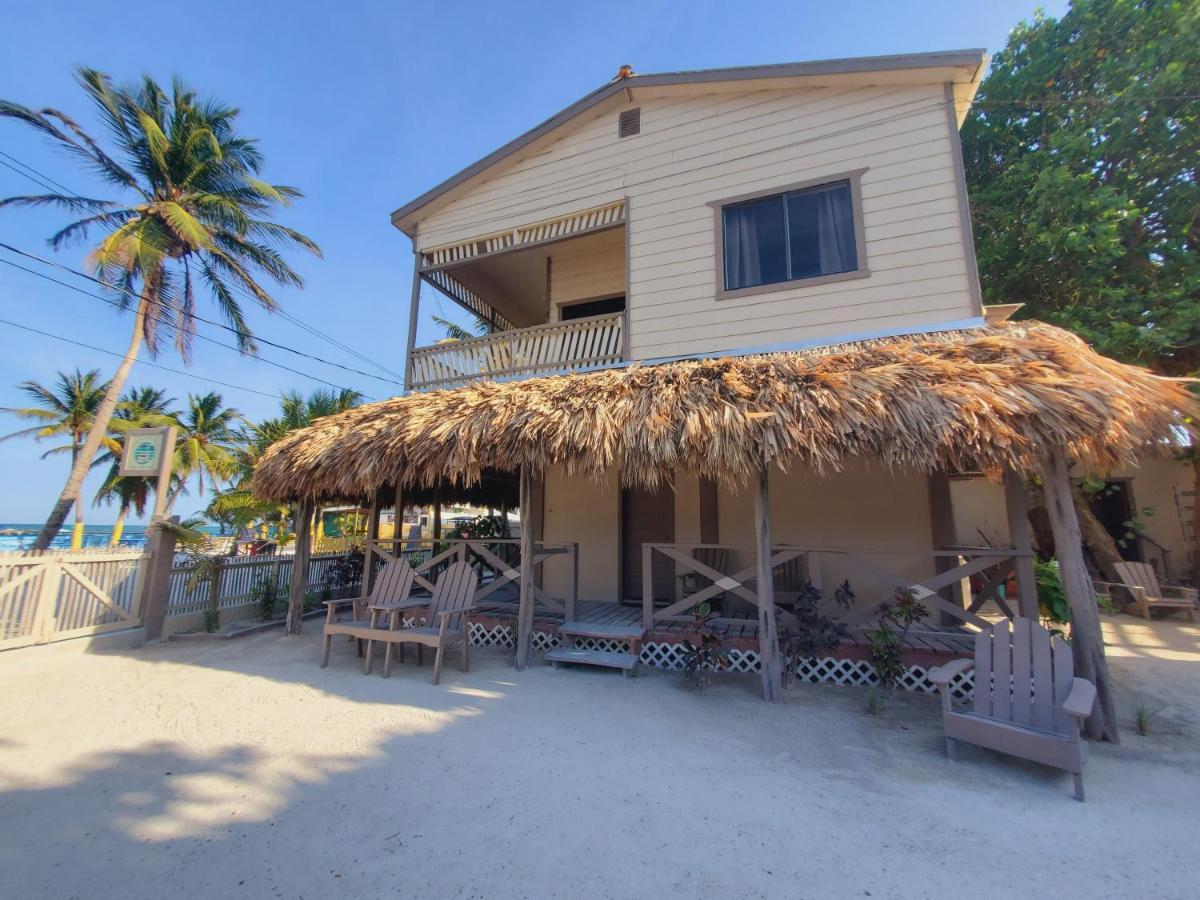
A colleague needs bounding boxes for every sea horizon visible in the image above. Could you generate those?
[0,522,219,552]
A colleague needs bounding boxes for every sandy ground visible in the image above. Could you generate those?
[0,616,1196,900]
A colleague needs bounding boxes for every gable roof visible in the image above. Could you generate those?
[390,49,988,235]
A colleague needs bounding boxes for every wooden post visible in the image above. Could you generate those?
[1004,468,1040,619]
[515,465,535,670]
[754,468,783,702]
[394,484,405,558]
[642,543,655,632]
[1041,452,1119,742]
[403,250,422,391]
[140,515,179,642]
[286,499,314,635]
[363,487,383,592]
[928,470,966,624]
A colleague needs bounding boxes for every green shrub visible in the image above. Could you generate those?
[250,574,283,621]
[1035,560,1070,625]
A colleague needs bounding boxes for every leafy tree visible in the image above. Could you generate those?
[962,0,1200,371]
[0,68,321,549]
[1,368,109,541]
[431,314,488,342]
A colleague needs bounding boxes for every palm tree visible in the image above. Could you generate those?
[206,388,362,535]
[0,68,321,549]
[93,386,177,544]
[431,314,489,343]
[1,369,109,545]
[167,392,242,511]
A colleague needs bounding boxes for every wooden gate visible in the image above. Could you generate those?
[0,549,147,650]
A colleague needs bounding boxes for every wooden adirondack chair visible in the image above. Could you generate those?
[1110,562,1197,622]
[385,560,478,685]
[320,556,422,671]
[929,618,1097,801]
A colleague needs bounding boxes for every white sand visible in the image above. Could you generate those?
[0,615,1196,899]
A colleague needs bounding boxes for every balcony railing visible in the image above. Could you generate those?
[409,312,625,390]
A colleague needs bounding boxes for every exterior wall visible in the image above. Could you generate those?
[949,458,1195,580]
[416,82,977,359]
[541,466,620,602]
[540,460,937,609]
[548,227,625,317]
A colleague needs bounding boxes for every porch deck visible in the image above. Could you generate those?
[470,596,976,664]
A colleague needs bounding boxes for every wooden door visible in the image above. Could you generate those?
[622,486,674,601]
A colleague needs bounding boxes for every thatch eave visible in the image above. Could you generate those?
[253,322,1196,504]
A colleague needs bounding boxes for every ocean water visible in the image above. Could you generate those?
[0,523,217,553]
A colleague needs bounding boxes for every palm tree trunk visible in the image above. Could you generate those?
[70,442,85,550]
[32,296,149,551]
[109,506,128,546]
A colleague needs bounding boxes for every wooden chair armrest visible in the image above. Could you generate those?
[370,599,430,612]
[1160,585,1199,601]
[323,597,358,608]
[928,658,974,686]
[435,606,476,620]
[1062,677,1096,719]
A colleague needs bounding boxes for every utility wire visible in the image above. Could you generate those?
[0,148,405,382]
[0,255,376,400]
[0,315,284,400]
[0,242,401,389]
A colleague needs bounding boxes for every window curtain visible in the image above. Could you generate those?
[723,204,762,289]
[813,185,857,275]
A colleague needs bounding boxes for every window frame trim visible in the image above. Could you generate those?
[709,168,870,301]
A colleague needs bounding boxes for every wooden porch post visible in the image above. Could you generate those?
[285,498,314,635]
[1041,452,1119,742]
[363,487,384,592]
[754,467,783,702]
[1003,468,1040,619]
[404,248,421,391]
[515,464,535,670]
[928,470,967,624]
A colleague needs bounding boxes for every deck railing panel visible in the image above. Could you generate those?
[409,312,624,390]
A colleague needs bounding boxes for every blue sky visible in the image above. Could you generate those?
[0,0,1068,524]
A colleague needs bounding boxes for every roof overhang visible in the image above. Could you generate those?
[391,49,989,237]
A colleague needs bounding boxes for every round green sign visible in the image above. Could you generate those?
[132,440,157,466]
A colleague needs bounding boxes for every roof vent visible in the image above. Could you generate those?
[618,107,641,138]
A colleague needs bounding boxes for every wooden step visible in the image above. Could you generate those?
[545,646,638,673]
[557,620,645,641]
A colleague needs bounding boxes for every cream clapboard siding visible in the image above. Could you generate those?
[547,227,625,316]
[417,82,975,359]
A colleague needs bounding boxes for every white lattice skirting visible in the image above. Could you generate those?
[466,623,974,701]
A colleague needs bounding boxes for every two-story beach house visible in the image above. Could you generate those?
[257,51,1189,703]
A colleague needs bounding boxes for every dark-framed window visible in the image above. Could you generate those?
[715,173,867,296]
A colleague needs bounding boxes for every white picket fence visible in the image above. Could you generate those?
[0,549,147,650]
[167,552,356,618]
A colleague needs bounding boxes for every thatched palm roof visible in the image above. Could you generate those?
[253,322,1195,503]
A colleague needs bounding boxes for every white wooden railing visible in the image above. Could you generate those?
[0,549,147,649]
[167,551,356,618]
[409,312,625,390]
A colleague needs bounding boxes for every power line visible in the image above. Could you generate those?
[0,255,376,400]
[0,242,402,389]
[0,149,77,195]
[0,315,285,400]
[0,147,406,382]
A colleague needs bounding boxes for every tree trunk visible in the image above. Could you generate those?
[285,499,313,635]
[32,296,149,551]
[1025,480,1056,560]
[109,507,128,546]
[1042,452,1120,743]
[1192,454,1200,588]
[1072,482,1125,582]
